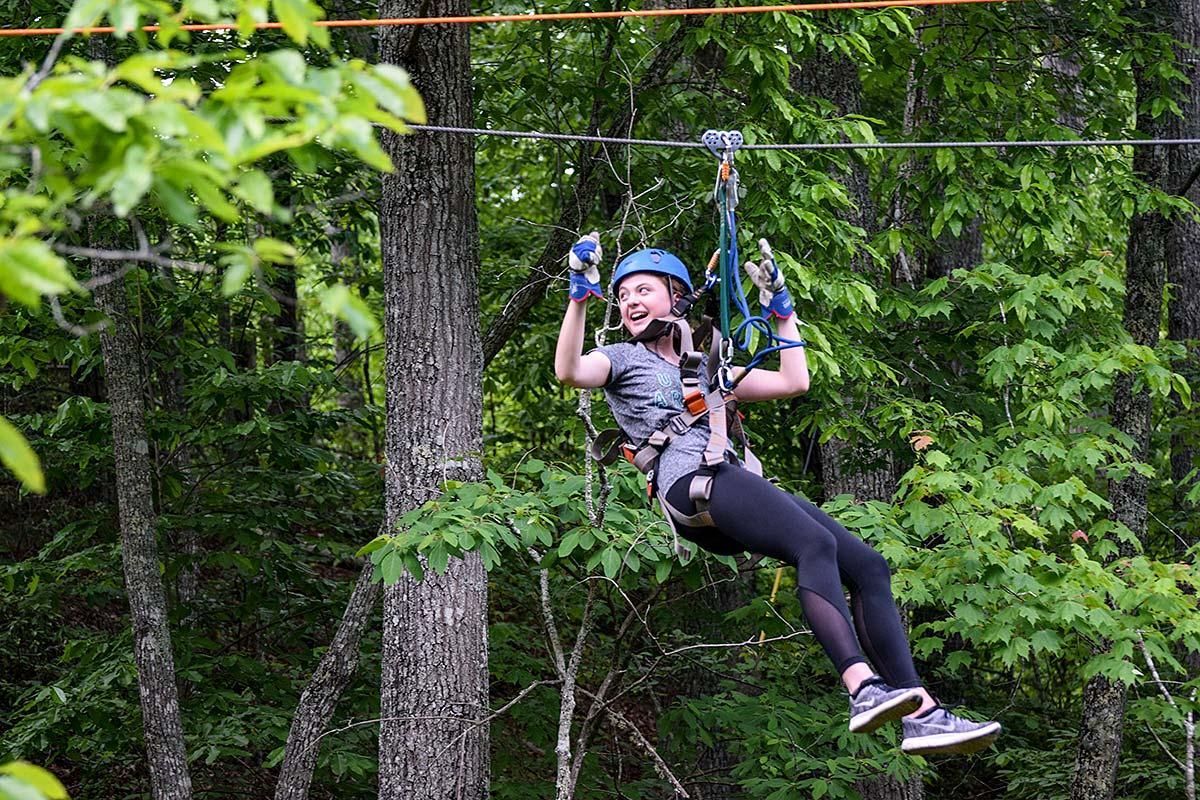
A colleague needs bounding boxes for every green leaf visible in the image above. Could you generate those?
[0,417,45,494]
[64,0,111,32]
[234,170,275,214]
[402,552,425,582]
[109,0,139,36]
[320,284,378,339]
[379,550,402,584]
[266,50,307,85]
[0,763,67,799]
[558,531,580,558]
[152,177,199,227]
[264,747,286,769]
[189,176,239,223]
[0,240,78,307]
[73,92,133,133]
[273,0,319,46]
[111,146,153,217]
[0,775,46,800]
[356,536,389,557]
[252,238,297,264]
[221,255,254,297]
[353,67,426,125]
[428,545,449,574]
[600,548,621,579]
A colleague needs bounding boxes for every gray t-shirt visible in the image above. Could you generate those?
[596,342,728,496]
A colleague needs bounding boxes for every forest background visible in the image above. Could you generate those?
[1,0,1199,799]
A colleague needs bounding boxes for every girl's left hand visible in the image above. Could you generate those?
[744,238,793,319]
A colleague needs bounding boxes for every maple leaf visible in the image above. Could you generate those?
[909,431,934,451]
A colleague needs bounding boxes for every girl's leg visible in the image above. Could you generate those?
[785,494,924,692]
[666,467,998,748]
[665,464,868,681]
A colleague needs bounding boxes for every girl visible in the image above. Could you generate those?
[554,232,1001,756]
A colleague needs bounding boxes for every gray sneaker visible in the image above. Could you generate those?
[901,705,1001,755]
[848,679,923,733]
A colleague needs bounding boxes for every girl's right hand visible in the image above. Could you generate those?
[568,232,603,301]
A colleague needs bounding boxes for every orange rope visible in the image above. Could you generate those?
[1,0,1015,37]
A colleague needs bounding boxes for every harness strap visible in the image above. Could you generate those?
[590,428,627,466]
[702,391,729,467]
[590,311,767,556]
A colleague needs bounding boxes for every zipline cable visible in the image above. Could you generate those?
[1,0,1017,36]
[409,124,1200,151]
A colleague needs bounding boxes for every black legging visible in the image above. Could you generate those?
[664,462,921,688]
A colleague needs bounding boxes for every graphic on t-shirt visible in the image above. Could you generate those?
[653,371,683,409]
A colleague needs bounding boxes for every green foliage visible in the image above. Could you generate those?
[0,0,423,491]
[366,461,720,584]
[3,0,1200,798]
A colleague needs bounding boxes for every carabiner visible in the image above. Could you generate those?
[717,336,736,392]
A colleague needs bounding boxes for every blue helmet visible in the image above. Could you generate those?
[611,249,693,293]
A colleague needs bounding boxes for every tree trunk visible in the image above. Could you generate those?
[274,566,381,800]
[1070,675,1130,800]
[1070,17,1170,795]
[1168,0,1200,511]
[268,263,305,366]
[676,574,754,800]
[92,255,193,800]
[927,216,983,281]
[376,2,489,798]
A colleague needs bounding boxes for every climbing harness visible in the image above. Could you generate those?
[593,128,810,557]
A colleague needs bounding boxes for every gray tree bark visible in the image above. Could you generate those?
[1070,11,1170,794]
[1167,4,1200,793]
[1168,0,1200,509]
[376,1,489,798]
[92,255,193,800]
[274,566,381,800]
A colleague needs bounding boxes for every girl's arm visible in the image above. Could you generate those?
[556,233,612,388]
[730,241,809,402]
[729,313,809,402]
[554,299,611,388]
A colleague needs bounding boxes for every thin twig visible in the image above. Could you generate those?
[1137,630,1195,792]
[49,296,108,336]
[584,693,690,798]
[25,30,71,93]
[308,678,561,751]
[56,244,214,282]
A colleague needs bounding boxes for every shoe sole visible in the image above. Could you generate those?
[901,722,1002,755]
[849,689,924,734]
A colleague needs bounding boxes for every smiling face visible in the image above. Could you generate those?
[616,273,677,337]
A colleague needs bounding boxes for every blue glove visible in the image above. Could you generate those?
[744,238,793,319]
[568,232,603,302]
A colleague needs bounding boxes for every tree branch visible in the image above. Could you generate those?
[581,689,690,798]
[55,244,214,287]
